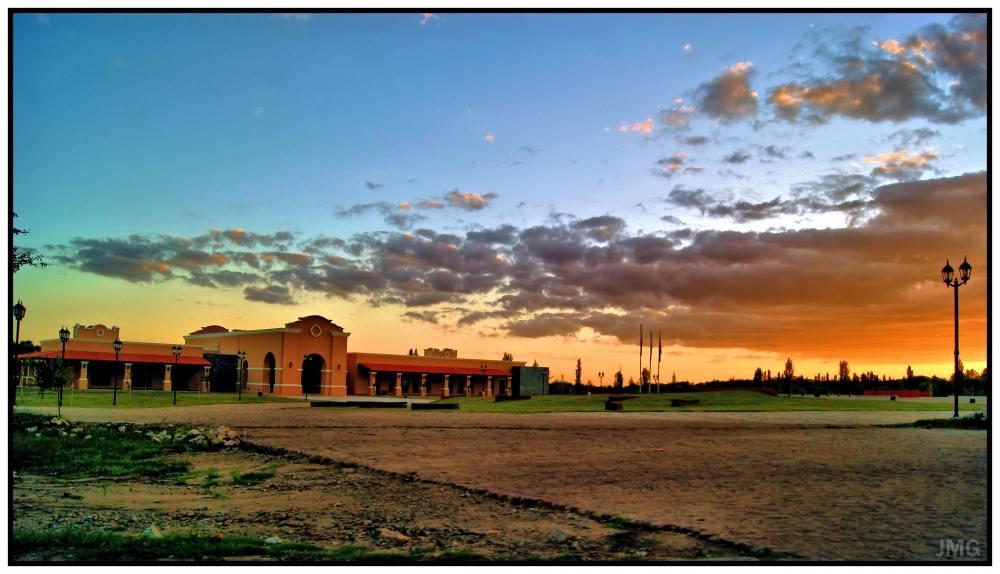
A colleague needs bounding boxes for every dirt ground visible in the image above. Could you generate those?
[13,443,746,561]
[21,404,989,561]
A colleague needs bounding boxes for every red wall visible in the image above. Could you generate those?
[863,390,931,397]
[696,387,777,396]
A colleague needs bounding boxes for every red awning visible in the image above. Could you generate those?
[23,350,210,366]
[359,363,510,377]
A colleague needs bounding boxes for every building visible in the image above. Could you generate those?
[21,314,547,397]
[23,323,210,391]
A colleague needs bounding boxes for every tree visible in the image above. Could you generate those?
[838,360,850,382]
[14,340,40,355]
[613,370,624,389]
[574,359,582,384]
[753,367,763,384]
[906,365,914,380]
[640,367,650,386]
[502,352,513,361]
[783,358,794,380]
[671,372,676,384]
[531,359,539,368]
[12,212,46,274]
[31,357,73,418]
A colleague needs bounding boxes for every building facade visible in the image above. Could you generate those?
[21,315,544,398]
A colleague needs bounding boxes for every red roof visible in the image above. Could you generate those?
[359,363,510,377]
[23,350,210,366]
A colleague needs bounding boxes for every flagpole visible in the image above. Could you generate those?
[648,332,653,394]
[657,332,661,394]
[638,324,643,394]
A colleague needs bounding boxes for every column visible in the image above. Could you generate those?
[369,371,378,397]
[124,363,132,391]
[442,374,450,398]
[420,374,427,397]
[464,375,472,397]
[202,366,211,392]
[163,364,173,392]
[395,373,402,397]
[78,361,89,390]
[487,376,493,397]
[504,377,512,396]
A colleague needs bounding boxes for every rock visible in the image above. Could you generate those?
[196,506,208,511]
[186,429,201,437]
[141,524,163,538]
[750,546,770,557]
[547,529,570,543]
[25,426,38,433]
[59,431,68,438]
[263,536,283,545]
[341,468,355,474]
[119,426,127,433]
[378,528,411,545]
[84,435,92,440]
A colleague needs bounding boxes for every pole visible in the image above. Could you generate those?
[953,281,960,419]
[648,332,653,394]
[59,339,66,417]
[638,324,642,394]
[173,355,178,406]
[13,317,21,408]
[113,350,119,406]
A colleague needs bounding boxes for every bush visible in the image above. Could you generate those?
[851,384,865,396]
[815,386,830,396]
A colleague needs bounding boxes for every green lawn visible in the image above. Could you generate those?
[435,391,987,413]
[14,388,300,410]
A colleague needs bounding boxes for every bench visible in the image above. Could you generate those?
[495,395,531,402]
[411,403,460,410]
[605,401,624,411]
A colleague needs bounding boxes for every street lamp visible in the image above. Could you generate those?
[58,327,70,412]
[171,345,182,405]
[12,300,26,408]
[302,354,308,400]
[480,364,488,396]
[238,350,246,401]
[942,257,972,419]
[112,338,122,406]
[598,371,604,389]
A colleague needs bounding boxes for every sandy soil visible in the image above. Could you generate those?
[13,440,742,561]
[20,404,988,561]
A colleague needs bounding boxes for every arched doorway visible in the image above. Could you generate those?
[263,353,276,393]
[302,354,323,395]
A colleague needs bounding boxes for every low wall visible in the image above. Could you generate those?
[863,390,931,398]
[696,387,777,396]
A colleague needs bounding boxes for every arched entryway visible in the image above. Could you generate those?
[302,354,324,395]
[263,353,276,393]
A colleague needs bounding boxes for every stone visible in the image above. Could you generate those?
[378,528,410,545]
[141,524,163,538]
[263,536,283,545]
[119,426,127,433]
[547,529,570,543]
[25,427,38,433]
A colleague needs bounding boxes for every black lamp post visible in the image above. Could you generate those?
[112,338,122,406]
[598,371,604,389]
[238,350,246,401]
[171,345,182,405]
[58,327,70,412]
[12,300,26,408]
[942,257,972,419]
[480,364,488,396]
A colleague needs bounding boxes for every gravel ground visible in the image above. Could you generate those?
[19,404,988,561]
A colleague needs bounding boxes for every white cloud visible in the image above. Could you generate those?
[420,13,438,25]
[251,107,263,115]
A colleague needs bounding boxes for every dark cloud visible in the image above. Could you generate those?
[660,215,686,226]
[401,310,439,324]
[334,202,428,230]
[798,150,815,159]
[678,135,710,146]
[45,172,986,361]
[760,145,790,158]
[885,127,940,148]
[721,150,751,164]
[830,153,858,162]
[365,181,384,190]
[243,285,295,305]
[692,62,759,122]
[519,146,540,154]
[768,15,985,124]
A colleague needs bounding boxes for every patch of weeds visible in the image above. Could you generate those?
[230,465,277,487]
[427,549,488,561]
[12,529,324,562]
[203,468,220,489]
[605,515,634,530]
[914,412,986,430]
[12,416,190,480]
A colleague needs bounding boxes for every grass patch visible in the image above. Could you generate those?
[15,389,299,410]
[913,412,987,430]
[12,529,325,562]
[437,392,987,414]
[230,466,278,487]
[605,515,634,530]
[12,414,190,479]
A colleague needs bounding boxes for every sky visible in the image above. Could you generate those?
[12,11,988,384]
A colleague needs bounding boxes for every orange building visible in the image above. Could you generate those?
[25,323,210,391]
[22,315,539,398]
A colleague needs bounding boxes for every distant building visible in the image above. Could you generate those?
[21,315,546,398]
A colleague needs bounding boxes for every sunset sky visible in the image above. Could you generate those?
[13,12,987,384]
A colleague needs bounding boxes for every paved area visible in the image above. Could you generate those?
[25,404,988,561]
